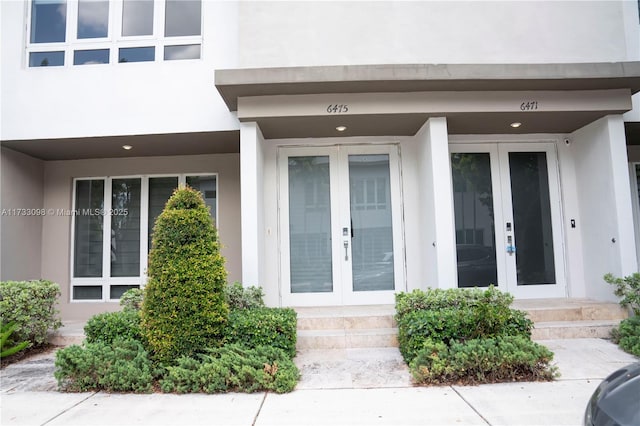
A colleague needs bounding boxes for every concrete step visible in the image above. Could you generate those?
[296,328,399,350]
[531,319,621,340]
[512,299,628,323]
[294,305,398,350]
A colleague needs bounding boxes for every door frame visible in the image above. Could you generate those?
[277,144,406,306]
[450,141,567,298]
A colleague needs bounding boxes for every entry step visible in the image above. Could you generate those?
[297,328,399,350]
[531,319,622,340]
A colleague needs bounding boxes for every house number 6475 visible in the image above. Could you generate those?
[326,104,349,113]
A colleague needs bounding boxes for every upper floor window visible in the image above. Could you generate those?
[31,0,67,43]
[28,0,202,67]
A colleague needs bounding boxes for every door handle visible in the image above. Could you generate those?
[506,235,516,255]
[344,241,349,261]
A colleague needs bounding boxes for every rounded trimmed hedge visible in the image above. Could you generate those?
[141,187,229,364]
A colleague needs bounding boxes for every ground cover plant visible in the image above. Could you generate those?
[605,273,640,357]
[55,187,299,393]
[396,287,557,385]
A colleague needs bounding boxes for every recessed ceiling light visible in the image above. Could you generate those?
[336,125,347,132]
[510,122,522,128]
[122,145,133,150]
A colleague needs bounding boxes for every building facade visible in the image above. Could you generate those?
[2,0,640,320]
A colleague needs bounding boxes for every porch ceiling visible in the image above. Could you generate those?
[0,131,240,161]
[216,62,640,139]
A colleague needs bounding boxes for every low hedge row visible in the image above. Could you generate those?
[0,280,62,347]
[395,287,514,322]
[397,300,532,362]
[611,315,640,357]
[226,308,297,357]
[161,344,299,394]
[54,340,299,394]
[84,310,144,345]
[410,336,557,385]
[395,287,556,385]
[54,339,154,393]
[56,288,299,394]
[81,306,297,358]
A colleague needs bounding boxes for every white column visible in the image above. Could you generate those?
[607,116,638,276]
[572,115,638,301]
[240,122,265,287]
[415,117,457,289]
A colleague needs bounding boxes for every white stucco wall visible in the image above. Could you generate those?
[0,147,44,281]
[0,0,239,142]
[571,115,638,301]
[239,0,639,68]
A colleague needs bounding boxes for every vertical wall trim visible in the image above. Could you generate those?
[240,122,265,287]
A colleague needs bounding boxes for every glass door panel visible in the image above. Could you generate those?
[450,142,565,298]
[349,154,394,292]
[451,153,498,288]
[280,145,403,306]
[288,156,333,294]
[508,152,556,285]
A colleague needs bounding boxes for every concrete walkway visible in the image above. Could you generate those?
[1,338,638,426]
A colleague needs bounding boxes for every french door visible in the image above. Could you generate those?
[450,142,566,298]
[279,145,405,306]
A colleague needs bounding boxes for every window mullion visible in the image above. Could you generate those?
[140,177,150,284]
[102,177,113,301]
[67,0,78,43]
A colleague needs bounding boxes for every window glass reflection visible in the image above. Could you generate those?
[74,49,109,65]
[77,0,109,39]
[164,44,201,60]
[31,0,67,43]
[29,51,65,67]
[165,0,201,37]
[122,0,154,36]
[186,175,217,221]
[119,47,155,63]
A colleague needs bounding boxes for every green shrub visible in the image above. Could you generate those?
[119,288,144,312]
[0,280,62,346]
[141,187,229,364]
[397,305,532,362]
[410,336,557,385]
[604,273,640,316]
[54,339,153,393]
[611,316,640,357]
[395,286,514,322]
[160,344,299,394]
[84,310,143,345]
[225,308,297,358]
[1,322,30,358]
[225,282,265,310]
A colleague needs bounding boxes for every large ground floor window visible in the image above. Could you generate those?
[71,174,217,301]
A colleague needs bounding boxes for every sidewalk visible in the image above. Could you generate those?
[1,338,638,426]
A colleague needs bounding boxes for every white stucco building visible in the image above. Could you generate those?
[2,0,640,320]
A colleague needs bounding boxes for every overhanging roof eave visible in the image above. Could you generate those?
[215,62,640,111]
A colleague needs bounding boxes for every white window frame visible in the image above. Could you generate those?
[70,172,218,302]
[26,0,203,68]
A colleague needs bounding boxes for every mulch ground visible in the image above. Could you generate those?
[1,344,58,369]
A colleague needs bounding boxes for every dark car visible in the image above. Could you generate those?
[584,362,640,426]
